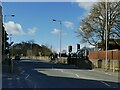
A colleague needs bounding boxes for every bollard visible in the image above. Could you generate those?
[9,58,13,73]
[113,60,115,72]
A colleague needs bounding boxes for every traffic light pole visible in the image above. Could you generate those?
[8,43,13,73]
[3,14,15,73]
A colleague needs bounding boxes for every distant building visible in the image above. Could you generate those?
[97,39,120,50]
[108,39,120,50]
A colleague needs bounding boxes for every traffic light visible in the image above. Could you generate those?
[5,49,9,54]
[9,41,14,46]
[77,44,80,51]
[4,31,9,51]
[5,42,9,48]
[68,45,72,52]
[2,24,9,55]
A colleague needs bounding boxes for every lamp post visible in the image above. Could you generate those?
[53,19,62,61]
[105,0,108,72]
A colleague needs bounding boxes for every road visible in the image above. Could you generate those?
[2,59,119,88]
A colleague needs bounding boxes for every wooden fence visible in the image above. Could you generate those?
[89,50,120,60]
[88,50,120,72]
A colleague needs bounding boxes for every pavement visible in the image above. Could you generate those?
[93,68,118,77]
[2,59,20,77]
[2,60,29,88]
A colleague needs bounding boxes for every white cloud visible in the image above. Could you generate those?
[63,21,74,29]
[4,21,25,35]
[77,2,96,11]
[51,28,67,36]
[27,27,37,35]
[51,28,60,35]
[4,21,38,36]
[75,2,97,21]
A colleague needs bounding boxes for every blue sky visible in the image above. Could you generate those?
[2,2,94,53]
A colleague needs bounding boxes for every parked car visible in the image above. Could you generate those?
[15,55,20,60]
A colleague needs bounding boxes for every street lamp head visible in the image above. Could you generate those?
[11,15,15,17]
[4,14,15,17]
[53,19,56,21]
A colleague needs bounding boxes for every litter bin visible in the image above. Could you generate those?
[98,59,102,68]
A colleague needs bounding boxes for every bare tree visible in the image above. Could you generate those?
[77,2,120,50]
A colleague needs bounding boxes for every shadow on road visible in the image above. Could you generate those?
[2,59,119,89]
[19,59,92,70]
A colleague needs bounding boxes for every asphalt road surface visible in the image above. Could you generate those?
[2,59,119,88]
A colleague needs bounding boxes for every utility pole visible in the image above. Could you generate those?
[105,0,108,72]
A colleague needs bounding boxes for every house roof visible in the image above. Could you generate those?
[97,39,120,50]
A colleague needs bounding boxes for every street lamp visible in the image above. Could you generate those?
[4,14,15,23]
[53,19,62,60]
[105,0,108,71]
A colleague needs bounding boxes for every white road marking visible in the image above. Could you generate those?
[61,69,63,72]
[25,75,30,79]
[75,74,79,78]
[101,81,111,87]
[8,78,12,80]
